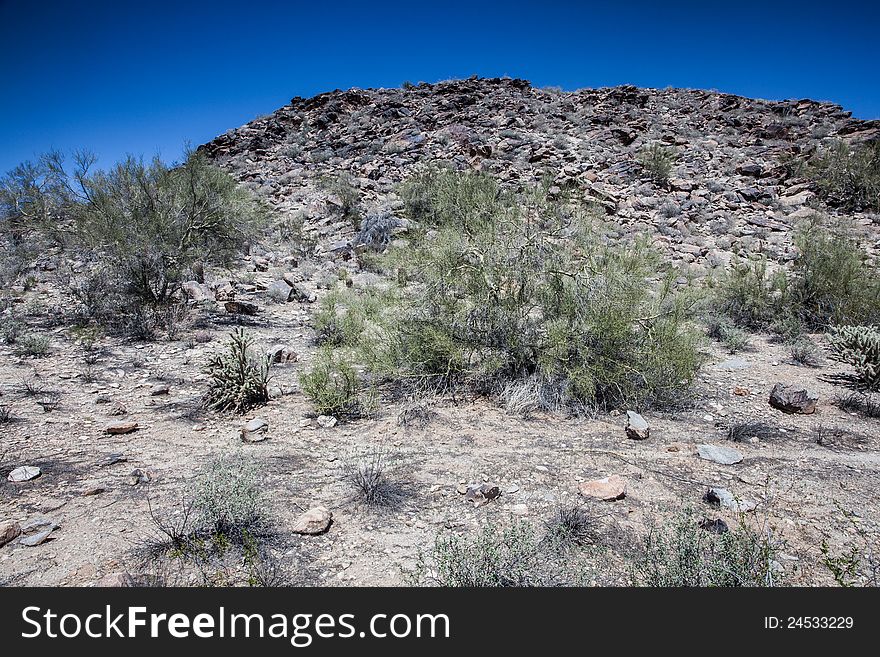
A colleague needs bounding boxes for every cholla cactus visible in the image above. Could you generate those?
[204,329,270,413]
[828,325,880,390]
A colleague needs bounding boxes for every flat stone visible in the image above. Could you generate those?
[578,475,627,501]
[150,384,170,396]
[625,410,650,440]
[716,358,750,371]
[19,528,54,547]
[0,520,21,547]
[7,466,41,482]
[704,487,757,513]
[697,444,744,465]
[241,418,269,442]
[20,517,60,535]
[769,383,818,414]
[291,506,332,535]
[105,421,138,435]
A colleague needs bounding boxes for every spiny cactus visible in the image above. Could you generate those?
[828,325,880,390]
[204,329,270,413]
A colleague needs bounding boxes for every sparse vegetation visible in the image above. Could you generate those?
[298,347,364,417]
[638,143,675,186]
[204,329,270,414]
[801,140,880,211]
[632,508,782,587]
[789,336,823,367]
[340,168,704,411]
[544,506,596,546]
[342,448,406,509]
[13,333,50,357]
[189,453,265,539]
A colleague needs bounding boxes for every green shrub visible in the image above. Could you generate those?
[320,173,361,229]
[632,508,782,587]
[204,329,270,414]
[712,218,879,331]
[408,521,590,587]
[828,325,880,390]
[299,347,363,417]
[189,453,264,538]
[803,140,880,211]
[13,333,50,357]
[789,336,822,367]
[369,172,703,410]
[313,287,391,347]
[638,143,676,186]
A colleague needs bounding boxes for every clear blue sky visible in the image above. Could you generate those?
[1,0,878,173]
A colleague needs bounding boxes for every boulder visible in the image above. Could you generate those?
[105,421,138,435]
[266,279,295,302]
[291,506,332,535]
[0,520,21,548]
[241,418,269,442]
[224,300,258,315]
[696,444,744,465]
[625,410,650,440]
[769,383,818,414]
[7,466,41,482]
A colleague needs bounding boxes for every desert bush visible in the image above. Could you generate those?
[369,171,703,410]
[0,405,11,424]
[13,333,50,357]
[638,143,675,185]
[299,347,364,417]
[408,521,589,587]
[320,173,361,229]
[312,286,390,348]
[204,329,270,413]
[544,506,596,546]
[725,420,777,443]
[0,150,70,246]
[632,508,782,587]
[189,453,264,538]
[712,218,879,331]
[802,140,880,211]
[828,325,880,390]
[342,448,406,509]
[789,336,822,367]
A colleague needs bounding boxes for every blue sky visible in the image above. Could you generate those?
[1,0,878,172]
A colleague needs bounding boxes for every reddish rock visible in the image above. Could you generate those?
[105,421,138,435]
[578,475,627,501]
[292,507,332,535]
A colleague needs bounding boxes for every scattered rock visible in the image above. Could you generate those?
[266,279,295,302]
[317,415,338,428]
[241,418,269,442]
[105,421,138,435]
[578,475,627,501]
[464,483,502,507]
[769,383,818,414]
[7,466,41,482]
[625,410,650,440]
[107,401,128,416]
[0,520,21,548]
[224,300,258,315]
[150,384,170,396]
[697,444,744,465]
[268,344,297,364]
[20,528,55,547]
[291,506,332,535]
[703,487,757,512]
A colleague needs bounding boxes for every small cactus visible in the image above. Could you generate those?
[828,325,880,390]
[204,329,270,413]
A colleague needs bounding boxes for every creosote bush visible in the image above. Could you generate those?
[323,167,703,412]
[204,329,270,414]
[189,453,264,538]
[298,347,364,417]
[632,508,782,587]
[638,143,675,186]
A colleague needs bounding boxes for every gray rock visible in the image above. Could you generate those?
[19,517,60,535]
[317,415,337,428]
[704,487,757,512]
[625,410,650,440]
[20,528,54,547]
[241,418,269,442]
[181,281,214,302]
[266,279,295,302]
[769,383,818,414]
[697,444,744,465]
[268,344,297,364]
[7,466,41,482]
[716,358,750,371]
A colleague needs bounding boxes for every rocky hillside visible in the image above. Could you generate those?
[200,76,880,273]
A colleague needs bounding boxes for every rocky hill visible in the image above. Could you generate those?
[200,76,880,273]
